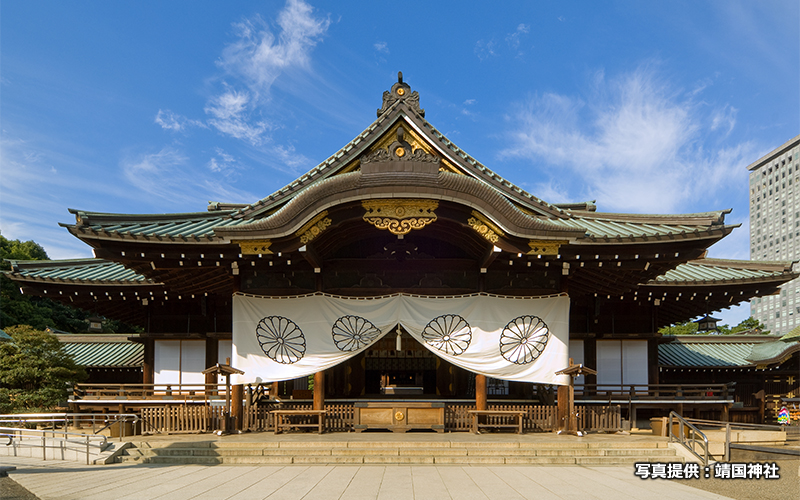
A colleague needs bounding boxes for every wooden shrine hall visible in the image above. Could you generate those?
[5,74,798,430]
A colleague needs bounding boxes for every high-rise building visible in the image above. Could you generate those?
[749,135,800,335]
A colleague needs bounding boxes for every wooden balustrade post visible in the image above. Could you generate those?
[476,374,487,411]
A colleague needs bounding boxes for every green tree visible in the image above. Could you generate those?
[658,321,698,335]
[0,325,88,413]
[659,316,770,335]
[729,317,769,334]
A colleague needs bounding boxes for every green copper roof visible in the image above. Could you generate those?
[4,256,790,291]
[57,335,143,367]
[64,209,249,241]
[659,337,761,367]
[551,213,731,242]
[650,258,795,284]
[747,340,800,365]
[780,325,800,343]
[0,329,11,341]
[660,335,799,368]
[6,258,154,284]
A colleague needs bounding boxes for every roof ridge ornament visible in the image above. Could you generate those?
[377,71,425,118]
[361,126,439,165]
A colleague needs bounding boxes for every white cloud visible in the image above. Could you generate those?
[121,147,255,206]
[207,147,241,175]
[374,42,389,54]
[506,24,530,51]
[501,67,756,214]
[710,104,737,136]
[520,180,573,205]
[474,39,496,61]
[270,143,311,173]
[217,0,329,95]
[155,109,206,132]
[205,0,329,143]
[204,89,270,145]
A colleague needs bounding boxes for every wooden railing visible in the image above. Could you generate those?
[73,383,229,402]
[112,400,622,435]
[240,402,606,433]
[577,405,621,432]
[140,405,227,434]
[573,383,735,402]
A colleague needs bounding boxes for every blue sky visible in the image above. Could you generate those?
[2,1,798,326]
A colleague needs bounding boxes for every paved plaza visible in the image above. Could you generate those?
[2,455,735,500]
[3,431,797,499]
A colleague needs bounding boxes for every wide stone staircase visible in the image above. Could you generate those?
[116,439,681,466]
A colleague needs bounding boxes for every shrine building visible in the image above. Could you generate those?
[5,74,798,417]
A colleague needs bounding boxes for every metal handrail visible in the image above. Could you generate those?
[668,411,710,466]
[678,417,792,462]
[0,413,140,442]
[1,426,108,465]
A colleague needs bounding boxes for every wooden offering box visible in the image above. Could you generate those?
[354,402,445,433]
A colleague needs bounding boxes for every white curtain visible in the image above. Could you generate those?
[232,293,570,386]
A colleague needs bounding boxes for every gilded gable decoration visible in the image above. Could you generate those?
[467,211,504,244]
[236,239,273,255]
[361,126,439,165]
[362,199,438,235]
[527,240,566,255]
[296,211,332,244]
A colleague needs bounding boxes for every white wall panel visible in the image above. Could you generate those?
[154,340,180,385]
[596,340,622,387]
[180,340,206,385]
[622,340,648,387]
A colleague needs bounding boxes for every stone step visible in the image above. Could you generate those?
[129,440,670,450]
[128,446,676,458]
[118,453,681,466]
[117,439,678,466]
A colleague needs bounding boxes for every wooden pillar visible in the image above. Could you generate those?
[648,337,660,385]
[142,338,155,385]
[475,374,487,410]
[313,371,325,411]
[271,381,280,399]
[232,384,243,431]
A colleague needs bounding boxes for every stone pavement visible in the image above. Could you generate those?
[1,455,734,500]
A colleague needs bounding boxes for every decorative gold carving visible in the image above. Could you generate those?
[395,147,406,157]
[396,88,405,96]
[467,211,503,243]
[395,411,404,421]
[296,211,332,244]
[362,199,438,235]
[467,217,499,243]
[372,124,433,155]
[527,240,567,255]
[236,240,273,255]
